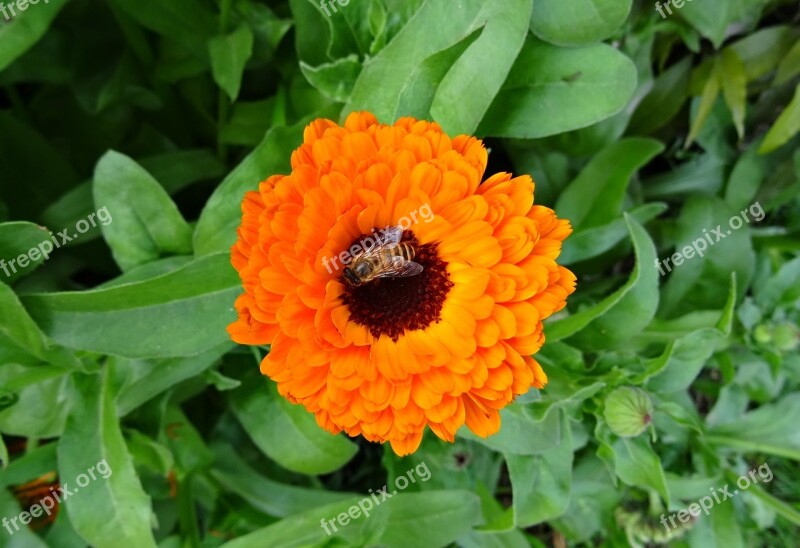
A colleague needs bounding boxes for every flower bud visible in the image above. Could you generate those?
[772,322,799,352]
[604,387,653,437]
[753,323,772,344]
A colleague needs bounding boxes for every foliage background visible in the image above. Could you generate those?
[1,0,799,546]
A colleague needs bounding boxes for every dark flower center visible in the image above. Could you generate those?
[340,231,452,341]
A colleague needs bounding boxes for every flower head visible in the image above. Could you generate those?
[228,112,576,455]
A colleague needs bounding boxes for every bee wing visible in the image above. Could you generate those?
[375,255,424,278]
[377,225,404,247]
[353,225,404,261]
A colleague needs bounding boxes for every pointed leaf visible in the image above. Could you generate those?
[479,36,637,138]
[506,410,573,527]
[93,151,193,271]
[530,0,631,46]
[229,368,357,475]
[209,24,255,101]
[22,253,239,359]
[758,83,800,154]
[58,369,155,546]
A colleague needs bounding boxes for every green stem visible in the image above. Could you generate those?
[705,435,800,461]
[177,474,202,547]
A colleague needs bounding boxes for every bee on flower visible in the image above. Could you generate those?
[228,112,576,456]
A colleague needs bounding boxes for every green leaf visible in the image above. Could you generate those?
[374,491,482,547]
[58,369,156,547]
[367,0,388,47]
[204,369,240,391]
[552,456,621,542]
[559,203,667,265]
[222,490,482,548]
[529,0,632,46]
[428,0,532,135]
[658,196,754,318]
[0,0,67,72]
[678,0,733,48]
[37,182,100,249]
[98,256,194,289]
[644,274,736,392]
[211,444,356,517]
[0,279,48,361]
[758,83,800,154]
[459,484,528,547]
[524,367,606,423]
[344,0,532,136]
[547,216,659,350]
[209,24,255,101]
[300,55,362,102]
[596,424,670,505]
[394,28,483,120]
[229,367,358,475]
[665,472,722,501]
[685,64,720,149]
[705,393,800,460]
[0,442,57,488]
[709,492,744,548]
[287,0,333,66]
[628,57,692,136]
[505,411,573,527]
[22,253,239,359]
[642,152,726,199]
[139,149,226,195]
[221,496,361,547]
[555,138,663,231]
[775,40,800,85]
[724,142,767,211]
[743,480,800,527]
[646,332,718,391]
[93,151,193,271]
[719,48,747,140]
[729,25,800,82]
[159,406,214,475]
[194,121,307,255]
[479,36,637,138]
[125,429,174,475]
[753,255,800,311]
[0,365,71,437]
[221,99,275,145]
[115,343,231,415]
[0,221,51,283]
[462,403,562,456]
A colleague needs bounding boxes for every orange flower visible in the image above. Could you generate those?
[228,112,576,456]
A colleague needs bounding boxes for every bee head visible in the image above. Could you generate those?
[354,261,371,277]
[343,268,361,286]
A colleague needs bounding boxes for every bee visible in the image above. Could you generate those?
[343,225,423,285]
